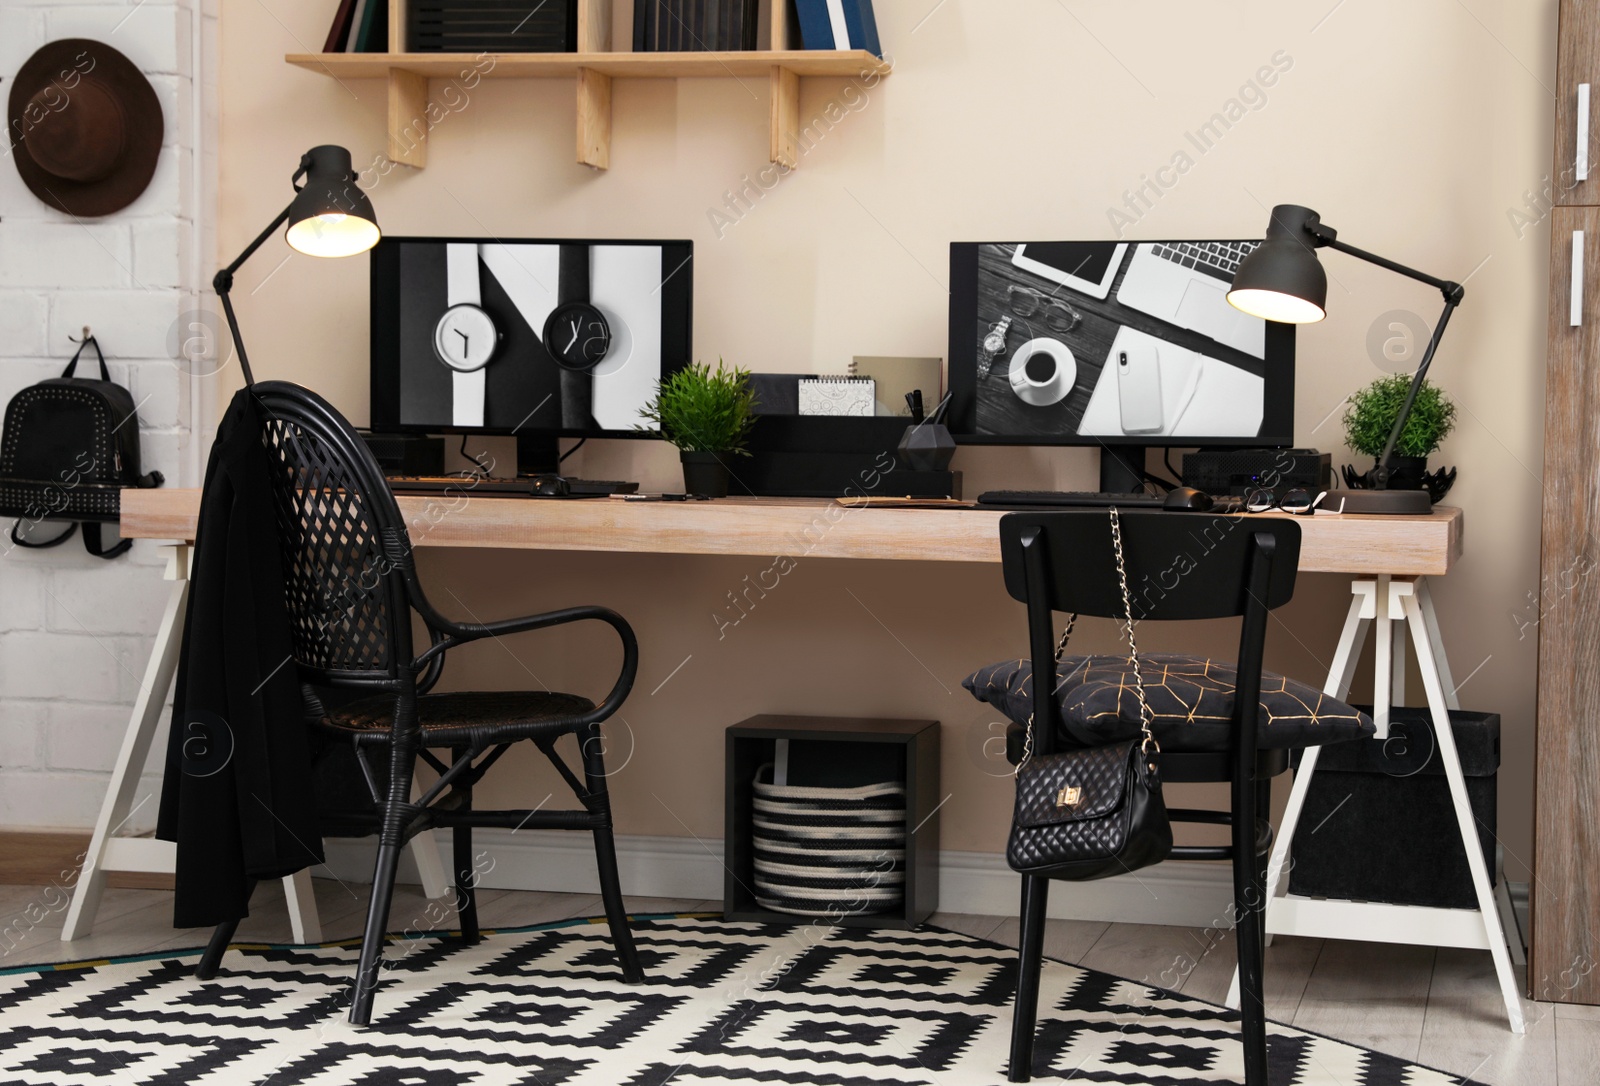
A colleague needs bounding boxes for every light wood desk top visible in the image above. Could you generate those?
[121,489,1463,577]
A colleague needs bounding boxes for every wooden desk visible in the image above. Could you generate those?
[79,491,1518,1033]
[120,489,1463,576]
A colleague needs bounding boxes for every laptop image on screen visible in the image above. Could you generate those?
[1116,241,1266,359]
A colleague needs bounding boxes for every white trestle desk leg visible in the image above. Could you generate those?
[408,780,451,900]
[284,868,322,944]
[1415,578,1460,711]
[1228,582,1376,1009]
[1371,574,1394,740]
[1401,585,1525,1033]
[63,545,323,944]
[62,546,192,941]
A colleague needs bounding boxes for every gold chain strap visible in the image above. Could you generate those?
[1108,505,1158,757]
[1015,507,1157,775]
[1016,614,1076,775]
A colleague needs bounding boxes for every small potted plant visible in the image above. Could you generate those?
[639,360,757,498]
[1341,373,1458,500]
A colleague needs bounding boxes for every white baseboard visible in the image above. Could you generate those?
[320,830,1235,928]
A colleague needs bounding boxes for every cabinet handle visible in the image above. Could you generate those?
[1581,84,1592,182]
[1574,231,1585,327]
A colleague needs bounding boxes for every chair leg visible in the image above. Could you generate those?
[349,840,403,1027]
[1233,765,1269,1086]
[453,824,480,944]
[578,725,643,984]
[452,746,480,945]
[1008,873,1050,1083]
[349,734,418,1027]
[592,821,643,982]
[194,880,256,980]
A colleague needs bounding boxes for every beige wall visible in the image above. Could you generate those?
[220,1,1556,875]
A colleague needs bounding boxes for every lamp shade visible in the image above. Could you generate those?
[283,145,379,258]
[1227,203,1328,324]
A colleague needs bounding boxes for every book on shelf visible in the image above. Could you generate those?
[343,0,369,51]
[323,0,360,52]
[633,0,758,52]
[793,0,882,54]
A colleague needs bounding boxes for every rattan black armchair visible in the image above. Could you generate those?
[194,381,643,1026]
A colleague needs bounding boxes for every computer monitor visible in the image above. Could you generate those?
[947,240,1295,491]
[370,236,693,474]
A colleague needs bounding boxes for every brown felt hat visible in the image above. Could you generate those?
[8,39,164,217]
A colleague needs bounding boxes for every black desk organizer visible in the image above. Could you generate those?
[739,416,960,498]
[1289,705,1499,910]
[725,715,940,928]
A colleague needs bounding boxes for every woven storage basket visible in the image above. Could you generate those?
[750,765,907,917]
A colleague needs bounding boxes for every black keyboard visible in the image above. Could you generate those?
[976,490,1166,508]
[1150,240,1258,281]
[386,475,639,497]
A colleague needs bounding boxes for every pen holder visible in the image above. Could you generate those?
[897,423,956,473]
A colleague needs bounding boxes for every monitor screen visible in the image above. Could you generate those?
[947,240,1295,447]
[370,236,693,436]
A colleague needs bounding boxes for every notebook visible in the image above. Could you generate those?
[798,376,876,416]
[849,356,943,417]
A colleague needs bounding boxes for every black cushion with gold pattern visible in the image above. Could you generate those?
[963,654,1373,752]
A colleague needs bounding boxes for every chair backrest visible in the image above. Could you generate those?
[999,510,1300,621]
[251,381,416,687]
[998,510,1302,756]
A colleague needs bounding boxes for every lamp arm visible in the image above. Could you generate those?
[1370,292,1460,489]
[212,203,292,388]
[1310,228,1465,305]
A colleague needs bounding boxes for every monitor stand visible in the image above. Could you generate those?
[1099,446,1147,494]
[516,433,562,478]
[515,432,640,496]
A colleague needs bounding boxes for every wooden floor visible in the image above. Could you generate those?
[0,878,1585,1084]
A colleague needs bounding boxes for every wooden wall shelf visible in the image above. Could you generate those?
[287,1,890,171]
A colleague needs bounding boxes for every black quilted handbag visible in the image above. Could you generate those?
[1007,507,1172,880]
[0,335,163,559]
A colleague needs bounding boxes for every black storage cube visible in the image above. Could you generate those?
[410,0,577,53]
[1289,706,1498,910]
[726,715,940,929]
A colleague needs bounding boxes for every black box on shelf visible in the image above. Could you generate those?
[1288,705,1499,910]
[742,416,960,498]
[410,0,577,53]
[725,715,940,929]
[1182,448,1331,498]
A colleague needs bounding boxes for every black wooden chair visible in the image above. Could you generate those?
[992,510,1329,1085]
[195,382,643,1025]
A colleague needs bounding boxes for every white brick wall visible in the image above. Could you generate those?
[0,0,214,832]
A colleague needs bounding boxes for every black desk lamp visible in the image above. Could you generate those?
[214,145,379,386]
[1227,204,1462,515]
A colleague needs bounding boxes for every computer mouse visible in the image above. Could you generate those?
[1163,486,1214,512]
[528,474,570,498]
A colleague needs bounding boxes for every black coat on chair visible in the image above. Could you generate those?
[155,387,324,928]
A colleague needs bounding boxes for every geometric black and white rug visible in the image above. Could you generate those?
[0,914,1476,1084]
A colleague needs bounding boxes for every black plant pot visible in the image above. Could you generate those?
[1340,456,1457,504]
[680,451,730,498]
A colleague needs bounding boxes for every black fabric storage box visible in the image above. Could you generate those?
[410,0,577,52]
[1288,705,1498,910]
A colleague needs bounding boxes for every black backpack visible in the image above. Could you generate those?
[0,336,164,559]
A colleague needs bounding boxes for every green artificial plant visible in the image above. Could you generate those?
[639,360,758,455]
[1342,373,1457,459]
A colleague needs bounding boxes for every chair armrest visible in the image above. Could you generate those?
[414,605,639,723]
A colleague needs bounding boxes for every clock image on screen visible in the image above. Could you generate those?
[372,237,693,434]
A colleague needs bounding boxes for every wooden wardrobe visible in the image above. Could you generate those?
[1535,0,1600,1008]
